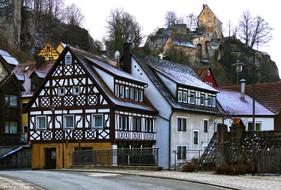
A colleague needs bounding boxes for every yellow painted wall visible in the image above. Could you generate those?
[32,142,112,169]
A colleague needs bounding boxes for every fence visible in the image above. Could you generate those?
[72,148,159,167]
[173,149,203,169]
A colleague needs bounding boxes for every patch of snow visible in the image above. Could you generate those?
[217,90,274,116]
[2,55,19,65]
[0,49,11,56]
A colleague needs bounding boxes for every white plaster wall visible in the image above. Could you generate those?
[156,71,177,96]
[224,117,274,131]
[94,67,114,91]
[170,111,223,167]
[131,58,172,169]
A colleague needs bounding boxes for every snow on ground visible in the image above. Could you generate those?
[0,176,42,190]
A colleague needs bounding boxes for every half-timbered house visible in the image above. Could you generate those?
[120,43,223,169]
[27,46,157,169]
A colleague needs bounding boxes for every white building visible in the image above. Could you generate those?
[217,85,275,131]
[120,44,223,169]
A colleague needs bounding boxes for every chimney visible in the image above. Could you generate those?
[240,79,246,101]
[122,43,132,73]
[203,4,207,9]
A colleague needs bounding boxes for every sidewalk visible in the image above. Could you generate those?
[0,176,42,190]
[61,168,281,190]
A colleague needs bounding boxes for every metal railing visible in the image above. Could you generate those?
[72,148,159,167]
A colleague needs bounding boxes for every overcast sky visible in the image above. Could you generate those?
[64,0,280,74]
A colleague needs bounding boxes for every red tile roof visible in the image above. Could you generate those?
[222,81,281,114]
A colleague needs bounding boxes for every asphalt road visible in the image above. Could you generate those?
[0,170,227,190]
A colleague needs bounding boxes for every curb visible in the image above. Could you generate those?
[54,169,239,190]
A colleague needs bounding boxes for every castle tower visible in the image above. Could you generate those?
[0,0,22,50]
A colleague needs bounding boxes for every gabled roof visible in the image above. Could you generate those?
[134,54,220,114]
[84,55,147,86]
[193,66,218,87]
[12,61,54,96]
[0,49,19,66]
[27,46,156,114]
[198,4,222,24]
[217,89,274,116]
[222,81,281,114]
[143,56,217,93]
[0,73,24,91]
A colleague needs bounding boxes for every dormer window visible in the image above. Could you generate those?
[65,52,72,64]
[178,91,182,102]
[190,91,196,104]
[72,86,81,96]
[58,87,66,96]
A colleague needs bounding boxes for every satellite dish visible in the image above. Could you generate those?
[114,50,120,62]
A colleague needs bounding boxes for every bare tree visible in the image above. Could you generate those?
[238,10,272,48]
[185,13,197,30]
[63,3,84,26]
[164,11,185,27]
[104,9,142,57]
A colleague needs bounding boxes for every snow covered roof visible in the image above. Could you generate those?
[0,49,19,65]
[69,47,156,113]
[144,56,217,93]
[173,40,196,48]
[34,71,48,78]
[134,55,220,114]
[217,90,274,116]
[84,56,146,85]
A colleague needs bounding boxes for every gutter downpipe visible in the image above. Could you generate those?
[168,111,173,170]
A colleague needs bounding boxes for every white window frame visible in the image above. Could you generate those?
[139,90,143,102]
[178,90,182,102]
[200,93,205,106]
[248,121,262,131]
[190,91,196,104]
[134,88,139,101]
[193,130,199,145]
[65,53,72,64]
[203,119,208,133]
[182,91,187,103]
[125,86,130,98]
[115,84,120,97]
[72,86,81,96]
[177,146,187,160]
[63,115,74,129]
[177,117,187,131]
[91,114,103,129]
[58,87,66,96]
[36,116,46,130]
[130,87,134,99]
[120,85,124,98]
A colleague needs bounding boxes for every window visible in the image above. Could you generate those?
[204,120,208,133]
[130,88,134,99]
[133,116,141,132]
[178,91,182,102]
[72,86,81,96]
[120,86,124,98]
[5,122,17,134]
[125,87,130,98]
[182,91,187,103]
[58,87,66,96]
[193,130,199,144]
[49,57,54,61]
[134,88,139,101]
[64,115,74,128]
[65,53,72,64]
[145,118,153,132]
[5,95,18,107]
[177,117,187,131]
[139,90,143,102]
[119,115,128,130]
[92,114,103,129]
[208,96,212,107]
[177,146,186,160]
[211,96,216,107]
[36,116,46,130]
[248,122,262,131]
[190,91,195,104]
[115,84,120,97]
[200,93,205,105]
